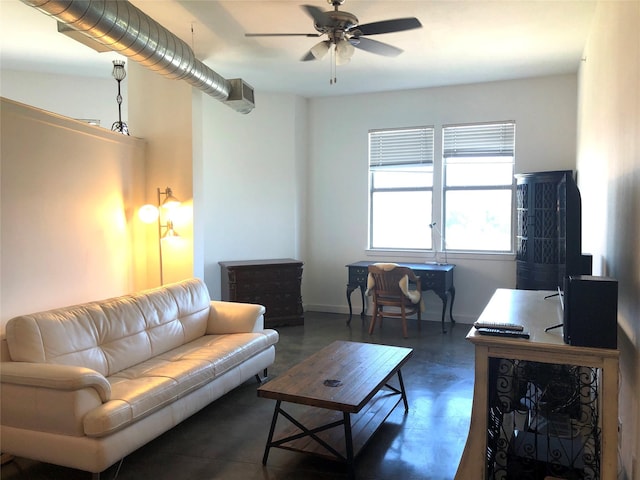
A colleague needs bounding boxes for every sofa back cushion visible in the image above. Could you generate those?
[5,279,211,377]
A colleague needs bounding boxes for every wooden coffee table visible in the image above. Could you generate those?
[258,340,413,479]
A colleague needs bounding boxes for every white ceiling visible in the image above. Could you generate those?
[0,0,597,98]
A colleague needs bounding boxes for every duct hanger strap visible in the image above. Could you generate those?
[22,0,254,113]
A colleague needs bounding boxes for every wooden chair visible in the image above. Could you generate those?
[367,265,422,338]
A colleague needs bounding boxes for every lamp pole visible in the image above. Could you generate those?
[157,188,165,285]
[111,60,129,135]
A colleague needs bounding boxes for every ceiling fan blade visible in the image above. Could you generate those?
[351,37,403,57]
[357,17,422,36]
[245,33,321,37]
[301,5,335,28]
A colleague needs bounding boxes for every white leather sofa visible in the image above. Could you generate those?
[0,278,279,479]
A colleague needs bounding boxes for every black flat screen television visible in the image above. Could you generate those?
[557,172,587,289]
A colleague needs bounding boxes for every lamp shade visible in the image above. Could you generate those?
[112,60,127,81]
[336,40,355,65]
[138,204,159,223]
[310,40,330,60]
[162,220,179,238]
[161,187,181,209]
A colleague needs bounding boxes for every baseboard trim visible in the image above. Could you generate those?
[303,304,476,325]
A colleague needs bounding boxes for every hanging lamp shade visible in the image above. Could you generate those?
[310,40,330,60]
[161,187,180,209]
[162,220,179,238]
[336,40,355,65]
[111,60,127,81]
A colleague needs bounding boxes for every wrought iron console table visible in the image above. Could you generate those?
[456,288,619,480]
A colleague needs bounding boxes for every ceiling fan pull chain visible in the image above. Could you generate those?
[329,45,332,84]
[330,43,337,84]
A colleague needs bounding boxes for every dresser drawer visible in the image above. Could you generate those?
[234,277,301,296]
[231,266,301,284]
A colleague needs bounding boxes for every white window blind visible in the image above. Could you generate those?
[443,122,515,158]
[369,127,434,168]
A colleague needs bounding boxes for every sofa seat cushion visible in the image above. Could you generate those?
[159,330,279,376]
[83,330,278,437]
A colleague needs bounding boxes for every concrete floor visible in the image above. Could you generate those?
[1,312,475,480]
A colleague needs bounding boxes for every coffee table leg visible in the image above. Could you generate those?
[262,400,281,465]
[397,370,409,412]
[343,412,355,480]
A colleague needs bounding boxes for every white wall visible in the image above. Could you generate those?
[0,98,146,330]
[305,75,578,323]
[199,92,308,299]
[0,69,126,131]
[0,68,579,327]
[128,63,195,287]
[576,2,640,477]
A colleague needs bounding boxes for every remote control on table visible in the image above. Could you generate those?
[473,321,524,331]
[476,327,530,339]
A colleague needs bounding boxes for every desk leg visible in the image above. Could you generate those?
[448,286,456,325]
[435,287,456,333]
[346,284,357,325]
[346,285,366,325]
[436,291,449,333]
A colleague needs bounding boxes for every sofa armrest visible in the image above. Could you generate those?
[0,362,111,436]
[0,362,111,402]
[207,301,267,334]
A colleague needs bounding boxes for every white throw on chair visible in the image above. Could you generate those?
[366,263,422,338]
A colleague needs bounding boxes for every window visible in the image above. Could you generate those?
[368,127,434,250]
[368,121,515,254]
[442,122,515,252]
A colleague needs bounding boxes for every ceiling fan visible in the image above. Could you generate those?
[245,0,422,83]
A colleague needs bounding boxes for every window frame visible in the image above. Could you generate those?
[368,126,435,251]
[441,121,516,254]
[367,122,516,256]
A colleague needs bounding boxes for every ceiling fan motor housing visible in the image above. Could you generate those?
[315,10,359,42]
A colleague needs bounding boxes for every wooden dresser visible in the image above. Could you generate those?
[219,259,304,328]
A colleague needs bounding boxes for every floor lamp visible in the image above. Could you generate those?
[139,187,181,285]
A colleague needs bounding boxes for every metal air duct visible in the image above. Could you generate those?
[21,0,255,114]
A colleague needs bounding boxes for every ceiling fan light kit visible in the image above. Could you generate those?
[310,40,330,60]
[245,0,422,84]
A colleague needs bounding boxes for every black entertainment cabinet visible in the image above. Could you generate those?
[515,170,591,290]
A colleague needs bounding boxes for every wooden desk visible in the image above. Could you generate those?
[455,288,619,480]
[346,261,455,333]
